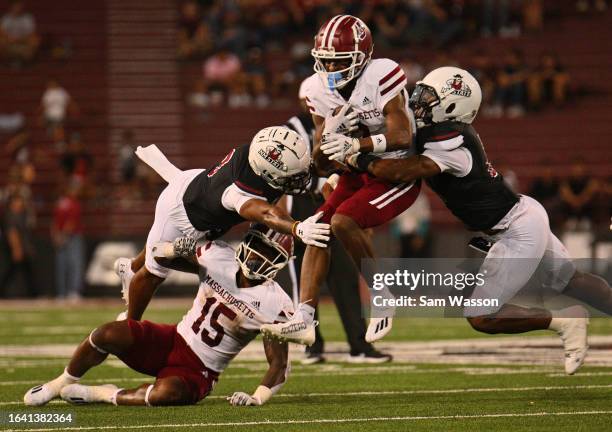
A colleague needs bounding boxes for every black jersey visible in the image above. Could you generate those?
[416,121,519,231]
[182,144,283,238]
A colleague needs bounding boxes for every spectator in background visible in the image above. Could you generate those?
[51,184,84,301]
[60,132,92,192]
[560,158,599,230]
[0,192,37,297]
[243,47,270,108]
[1,164,36,228]
[529,161,564,233]
[0,0,40,67]
[177,0,213,60]
[371,0,410,48]
[469,50,499,117]
[576,0,608,12]
[39,79,78,147]
[494,48,528,118]
[527,52,569,110]
[480,0,519,38]
[191,46,244,108]
[5,127,31,164]
[522,0,543,32]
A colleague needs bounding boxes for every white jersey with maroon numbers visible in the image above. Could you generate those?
[176,241,294,373]
[303,58,415,159]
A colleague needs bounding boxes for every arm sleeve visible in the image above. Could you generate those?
[221,183,266,213]
[422,146,473,177]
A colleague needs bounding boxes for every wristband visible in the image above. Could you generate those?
[357,153,380,172]
[326,173,340,190]
[291,221,300,238]
[252,385,273,405]
[371,134,387,153]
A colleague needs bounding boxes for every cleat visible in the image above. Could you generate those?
[113,257,134,306]
[365,316,393,343]
[345,349,392,364]
[554,306,589,375]
[261,319,317,346]
[60,384,118,405]
[301,350,325,365]
[24,381,64,406]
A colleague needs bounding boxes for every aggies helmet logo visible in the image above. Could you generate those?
[258,145,288,172]
[441,74,472,98]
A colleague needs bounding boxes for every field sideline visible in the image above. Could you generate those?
[1,299,611,431]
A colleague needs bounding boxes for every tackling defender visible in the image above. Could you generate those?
[115,126,329,320]
[345,66,612,374]
[262,15,421,345]
[25,224,294,406]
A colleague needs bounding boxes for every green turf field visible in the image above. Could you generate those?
[1,301,611,431]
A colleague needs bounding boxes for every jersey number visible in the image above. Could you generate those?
[191,297,237,347]
[207,149,236,178]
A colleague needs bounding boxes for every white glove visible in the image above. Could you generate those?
[293,211,330,248]
[151,236,197,259]
[320,132,360,162]
[323,104,359,135]
[227,391,261,406]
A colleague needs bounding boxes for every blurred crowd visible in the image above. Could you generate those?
[179,0,605,113]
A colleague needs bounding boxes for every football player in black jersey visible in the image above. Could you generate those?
[114,126,330,321]
[345,66,612,374]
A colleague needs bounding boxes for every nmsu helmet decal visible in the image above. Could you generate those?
[258,146,288,172]
[441,74,472,98]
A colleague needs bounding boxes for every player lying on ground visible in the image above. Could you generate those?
[24,224,295,406]
[114,125,329,321]
[344,67,612,374]
[262,15,422,345]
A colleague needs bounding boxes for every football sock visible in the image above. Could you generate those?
[298,303,316,326]
[47,368,79,394]
[91,385,122,404]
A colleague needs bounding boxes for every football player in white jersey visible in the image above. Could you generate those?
[262,15,421,345]
[24,225,295,407]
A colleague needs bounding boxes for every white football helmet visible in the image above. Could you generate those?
[236,223,294,281]
[248,126,311,194]
[410,66,482,127]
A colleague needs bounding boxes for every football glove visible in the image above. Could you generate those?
[320,132,360,162]
[172,236,197,258]
[323,104,359,135]
[227,391,261,406]
[293,211,330,248]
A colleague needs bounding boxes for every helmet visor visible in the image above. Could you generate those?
[409,84,440,125]
[267,169,312,195]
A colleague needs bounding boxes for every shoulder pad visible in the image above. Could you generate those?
[363,58,402,86]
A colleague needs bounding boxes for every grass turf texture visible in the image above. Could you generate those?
[1,302,611,431]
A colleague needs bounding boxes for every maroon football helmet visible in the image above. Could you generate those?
[312,15,373,89]
[236,223,294,281]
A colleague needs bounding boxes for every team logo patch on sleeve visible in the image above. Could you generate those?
[441,74,472,97]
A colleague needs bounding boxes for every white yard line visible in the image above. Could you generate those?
[2,384,612,406]
[0,365,558,387]
[3,410,612,431]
